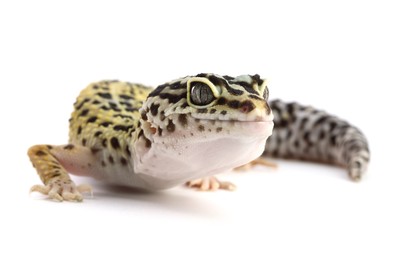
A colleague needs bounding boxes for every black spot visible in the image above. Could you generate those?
[158,127,163,136]
[92,100,101,105]
[227,100,240,109]
[119,101,132,107]
[159,93,186,104]
[120,157,128,166]
[210,109,217,114]
[148,83,169,97]
[150,103,160,116]
[208,75,228,89]
[160,111,165,121]
[145,139,152,148]
[249,94,264,101]
[223,75,235,81]
[108,155,114,164]
[101,122,112,127]
[87,116,97,123]
[221,110,227,115]
[91,148,100,154]
[47,145,53,150]
[82,138,87,146]
[97,92,112,99]
[100,106,110,111]
[101,160,106,167]
[138,130,144,139]
[303,131,311,144]
[102,139,107,147]
[109,102,121,112]
[198,125,205,132]
[125,107,138,113]
[197,108,208,113]
[294,140,300,148]
[286,102,296,115]
[141,111,148,121]
[126,145,131,156]
[77,126,82,135]
[113,125,133,132]
[110,137,120,149]
[217,97,227,105]
[119,94,133,100]
[48,173,60,179]
[94,131,102,137]
[313,116,329,127]
[329,121,337,132]
[79,109,89,117]
[299,117,309,130]
[252,74,264,86]
[64,144,74,150]
[330,135,337,146]
[181,102,189,109]
[178,114,188,127]
[225,85,244,96]
[234,81,258,95]
[216,127,223,133]
[75,98,90,110]
[319,130,326,140]
[167,120,175,132]
[35,150,46,156]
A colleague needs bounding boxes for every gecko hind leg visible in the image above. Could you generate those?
[28,144,92,202]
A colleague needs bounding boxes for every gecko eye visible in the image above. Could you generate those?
[263,87,269,101]
[190,82,216,106]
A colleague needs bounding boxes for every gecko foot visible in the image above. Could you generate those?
[30,178,92,202]
[234,157,277,171]
[186,176,236,191]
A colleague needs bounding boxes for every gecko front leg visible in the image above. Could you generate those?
[186,176,236,191]
[28,144,93,202]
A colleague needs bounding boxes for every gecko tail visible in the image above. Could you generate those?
[263,99,370,181]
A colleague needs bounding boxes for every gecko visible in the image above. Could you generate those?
[28,73,370,201]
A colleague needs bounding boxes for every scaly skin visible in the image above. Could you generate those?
[28,74,370,201]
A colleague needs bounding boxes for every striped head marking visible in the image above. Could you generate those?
[141,73,273,135]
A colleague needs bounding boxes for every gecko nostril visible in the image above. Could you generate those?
[239,100,255,114]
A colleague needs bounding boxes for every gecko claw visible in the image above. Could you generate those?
[30,179,92,202]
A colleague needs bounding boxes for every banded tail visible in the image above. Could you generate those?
[264,99,370,181]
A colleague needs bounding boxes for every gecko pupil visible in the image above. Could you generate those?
[190,82,215,106]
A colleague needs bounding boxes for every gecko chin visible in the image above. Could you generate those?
[133,120,273,189]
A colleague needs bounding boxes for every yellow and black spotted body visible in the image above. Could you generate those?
[28,73,370,201]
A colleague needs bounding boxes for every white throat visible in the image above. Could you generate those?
[132,121,273,190]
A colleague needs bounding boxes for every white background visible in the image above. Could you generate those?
[1,0,408,259]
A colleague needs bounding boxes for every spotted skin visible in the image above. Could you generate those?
[28,73,370,201]
[264,100,369,181]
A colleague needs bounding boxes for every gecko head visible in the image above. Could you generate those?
[133,73,274,183]
[141,73,272,126]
